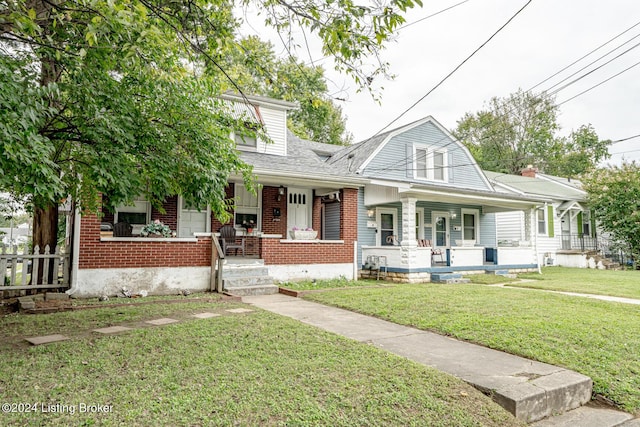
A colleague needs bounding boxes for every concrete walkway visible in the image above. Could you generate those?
[243,293,636,425]
[498,284,640,305]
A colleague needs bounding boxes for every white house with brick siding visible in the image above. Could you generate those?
[71,94,366,297]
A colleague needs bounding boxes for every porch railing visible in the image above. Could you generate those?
[1,245,70,293]
[560,233,630,266]
[210,237,225,293]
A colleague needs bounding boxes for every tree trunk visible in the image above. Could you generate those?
[32,203,59,284]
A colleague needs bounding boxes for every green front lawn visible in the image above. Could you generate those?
[0,301,519,426]
[514,267,640,299]
[304,283,640,415]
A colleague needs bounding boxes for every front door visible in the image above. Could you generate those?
[432,212,450,249]
[377,208,397,246]
[287,188,312,234]
[561,213,571,249]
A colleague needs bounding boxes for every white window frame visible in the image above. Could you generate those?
[177,196,211,237]
[234,184,261,231]
[537,208,547,235]
[376,208,398,246]
[413,144,448,182]
[232,129,259,152]
[114,197,151,235]
[461,208,480,243]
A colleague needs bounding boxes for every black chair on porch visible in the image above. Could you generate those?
[219,225,245,257]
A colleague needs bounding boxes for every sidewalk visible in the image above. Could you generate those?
[243,293,635,425]
[494,283,640,305]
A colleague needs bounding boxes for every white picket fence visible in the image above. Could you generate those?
[1,245,70,292]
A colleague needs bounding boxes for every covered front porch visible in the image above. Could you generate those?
[359,184,541,282]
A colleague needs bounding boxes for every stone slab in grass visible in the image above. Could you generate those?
[145,318,179,326]
[93,326,134,334]
[191,312,221,319]
[226,308,253,314]
[25,334,70,345]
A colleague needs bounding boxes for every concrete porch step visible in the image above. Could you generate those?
[222,266,270,278]
[431,273,471,284]
[222,259,277,296]
[224,284,279,296]
[224,276,275,288]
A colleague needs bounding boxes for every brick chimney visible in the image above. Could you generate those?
[521,165,538,178]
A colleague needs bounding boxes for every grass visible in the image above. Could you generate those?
[464,274,518,285]
[513,266,640,299]
[0,295,232,351]
[0,301,519,426]
[304,283,640,415]
[279,277,391,291]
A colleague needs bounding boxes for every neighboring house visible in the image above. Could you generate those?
[485,167,613,268]
[0,223,31,247]
[327,116,545,282]
[72,93,366,297]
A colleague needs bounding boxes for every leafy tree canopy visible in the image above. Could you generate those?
[453,89,611,176]
[219,36,352,145]
[0,0,420,249]
[582,162,640,262]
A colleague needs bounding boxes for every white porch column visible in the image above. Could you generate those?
[400,197,419,268]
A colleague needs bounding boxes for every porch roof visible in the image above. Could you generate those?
[237,132,368,188]
[365,182,549,212]
[484,171,586,201]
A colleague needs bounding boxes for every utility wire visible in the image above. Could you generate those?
[547,40,640,97]
[611,133,640,144]
[370,0,533,138]
[396,0,472,31]
[529,19,640,91]
[558,58,640,106]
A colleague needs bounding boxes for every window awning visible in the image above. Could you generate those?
[558,200,584,219]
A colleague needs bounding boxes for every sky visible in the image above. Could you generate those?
[239,0,640,165]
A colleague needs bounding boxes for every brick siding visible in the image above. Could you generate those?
[80,187,359,269]
[261,188,358,265]
[78,201,211,269]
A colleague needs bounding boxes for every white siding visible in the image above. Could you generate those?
[260,107,287,156]
[496,211,525,241]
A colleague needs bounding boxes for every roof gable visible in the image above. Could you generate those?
[331,116,492,191]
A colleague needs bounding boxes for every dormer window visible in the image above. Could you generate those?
[234,132,257,150]
[414,145,448,182]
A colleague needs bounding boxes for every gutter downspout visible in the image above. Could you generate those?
[353,241,358,280]
[65,207,81,297]
[533,206,541,274]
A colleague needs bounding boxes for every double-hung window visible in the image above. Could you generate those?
[537,208,546,234]
[461,209,479,242]
[234,185,260,230]
[414,145,447,182]
[234,133,257,150]
[115,197,151,235]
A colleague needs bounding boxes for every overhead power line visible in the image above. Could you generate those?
[370,0,533,138]
[529,19,640,92]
